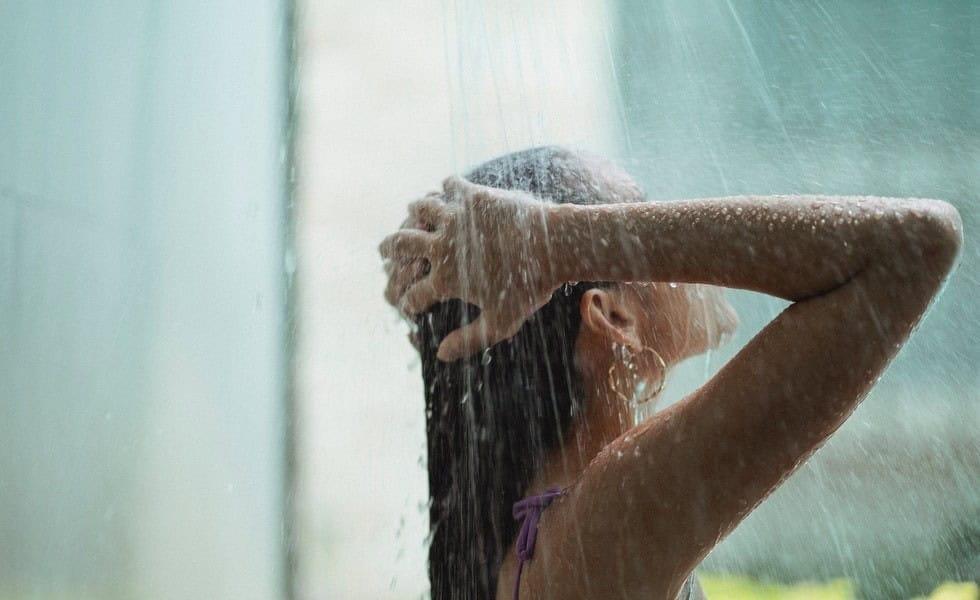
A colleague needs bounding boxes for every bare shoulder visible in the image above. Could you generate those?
[509,411,696,600]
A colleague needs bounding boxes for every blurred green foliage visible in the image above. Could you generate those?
[700,575,978,600]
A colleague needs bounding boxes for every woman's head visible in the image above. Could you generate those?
[416,146,735,599]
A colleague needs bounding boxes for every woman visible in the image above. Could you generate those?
[378,147,961,599]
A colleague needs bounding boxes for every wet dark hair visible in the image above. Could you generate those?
[417,146,645,599]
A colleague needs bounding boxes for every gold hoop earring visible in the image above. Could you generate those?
[607,343,632,405]
[606,344,668,406]
[634,346,667,404]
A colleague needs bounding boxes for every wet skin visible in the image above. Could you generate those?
[380,176,962,599]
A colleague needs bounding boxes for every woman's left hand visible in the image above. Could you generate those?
[379,176,559,361]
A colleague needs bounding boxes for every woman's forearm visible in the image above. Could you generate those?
[545,196,961,302]
[379,179,961,361]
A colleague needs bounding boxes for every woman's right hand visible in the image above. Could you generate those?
[379,176,561,362]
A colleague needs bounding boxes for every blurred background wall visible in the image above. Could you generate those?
[0,3,289,599]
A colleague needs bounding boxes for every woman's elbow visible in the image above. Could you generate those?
[888,199,963,277]
[916,199,963,273]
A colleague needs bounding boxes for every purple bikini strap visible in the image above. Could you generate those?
[511,487,563,600]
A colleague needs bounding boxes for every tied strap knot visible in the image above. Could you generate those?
[511,487,563,600]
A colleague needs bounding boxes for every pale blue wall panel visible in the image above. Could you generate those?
[0,2,289,599]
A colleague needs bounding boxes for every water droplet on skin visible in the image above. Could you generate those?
[669,282,679,288]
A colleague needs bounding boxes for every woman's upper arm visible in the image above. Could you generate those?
[529,244,957,598]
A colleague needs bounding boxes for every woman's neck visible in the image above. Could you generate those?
[529,385,647,493]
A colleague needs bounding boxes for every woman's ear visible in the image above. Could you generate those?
[580,288,642,350]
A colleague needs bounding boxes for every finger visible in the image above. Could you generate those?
[383,255,427,280]
[408,197,448,229]
[441,175,481,201]
[400,276,444,316]
[436,319,489,361]
[399,214,420,229]
[384,258,427,307]
[437,314,526,362]
[436,315,513,362]
[378,229,436,260]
